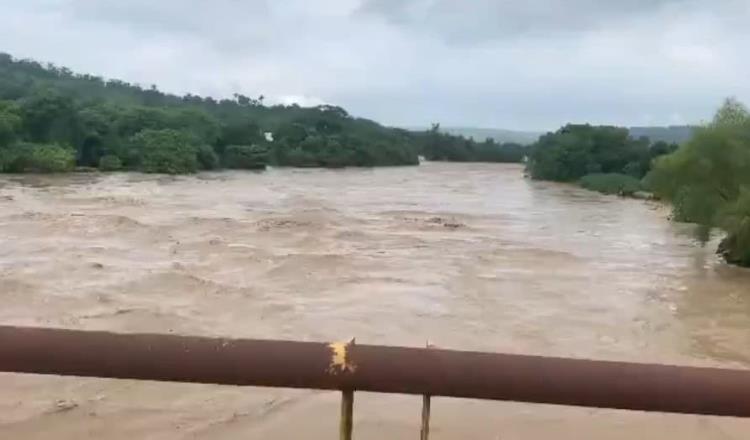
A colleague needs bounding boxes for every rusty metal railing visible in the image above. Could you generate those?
[1,326,750,439]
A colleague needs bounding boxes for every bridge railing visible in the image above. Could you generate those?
[1,325,749,439]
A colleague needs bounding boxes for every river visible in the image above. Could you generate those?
[1,162,749,438]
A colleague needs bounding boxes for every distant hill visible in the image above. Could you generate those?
[433,125,697,146]
[440,127,542,145]
[628,126,696,144]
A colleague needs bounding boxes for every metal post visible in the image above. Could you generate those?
[420,341,432,440]
[340,389,354,440]
[420,394,431,440]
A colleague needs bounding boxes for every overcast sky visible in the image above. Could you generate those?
[1,0,748,131]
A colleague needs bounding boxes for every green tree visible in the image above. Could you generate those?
[0,51,424,172]
[20,89,77,144]
[196,144,220,170]
[0,101,22,147]
[75,105,117,167]
[2,143,75,173]
[527,124,667,182]
[98,154,123,171]
[647,98,750,265]
[222,144,268,169]
[131,129,198,174]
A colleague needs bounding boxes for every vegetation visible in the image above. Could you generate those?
[98,154,122,171]
[223,144,268,169]
[647,98,750,266]
[131,129,198,174]
[579,173,642,196]
[413,124,526,163]
[527,124,677,182]
[0,52,428,173]
[0,142,75,173]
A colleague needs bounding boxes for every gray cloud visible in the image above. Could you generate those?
[357,0,694,41]
[0,0,748,130]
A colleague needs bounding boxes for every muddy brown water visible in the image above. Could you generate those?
[1,162,749,439]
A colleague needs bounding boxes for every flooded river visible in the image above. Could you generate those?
[1,162,749,438]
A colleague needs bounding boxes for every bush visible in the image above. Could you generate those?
[0,145,20,172]
[196,144,220,170]
[579,173,642,196]
[1,143,75,173]
[28,144,76,172]
[98,154,122,171]
[131,129,198,174]
[223,144,267,169]
[716,188,750,266]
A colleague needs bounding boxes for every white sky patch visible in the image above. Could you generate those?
[0,0,747,131]
[273,95,327,107]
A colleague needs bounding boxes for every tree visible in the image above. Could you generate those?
[413,125,524,163]
[222,144,268,169]
[527,124,660,181]
[2,143,75,173]
[98,154,122,171]
[0,101,21,147]
[75,105,116,167]
[20,89,77,144]
[169,108,220,145]
[196,144,220,170]
[647,98,750,266]
[0,51,424,173]
[131,129,198,174]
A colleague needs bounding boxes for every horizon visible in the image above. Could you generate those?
[2,50,707,136]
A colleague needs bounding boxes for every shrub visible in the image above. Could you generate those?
[579,173,642,196]
[223,144,267,169]
[196,144,220,170]
[1,143,75,173]
[28,144,76,172]
[131,129,198,174]
[98,154,122,171]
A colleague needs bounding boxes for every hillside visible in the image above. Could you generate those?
[0,52,420,172]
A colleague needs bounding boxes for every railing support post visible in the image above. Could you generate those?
[420,340,432,440]
[420,393,431,440]
[340,390,354,440]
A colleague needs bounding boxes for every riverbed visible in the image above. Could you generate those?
[1,162,749,438]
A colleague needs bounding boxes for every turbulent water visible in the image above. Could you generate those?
[1,162,750,439]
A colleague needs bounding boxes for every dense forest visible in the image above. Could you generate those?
[526,123,678,195]
[0,53,524,174]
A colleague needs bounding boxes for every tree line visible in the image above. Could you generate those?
[411,123,526,163]
[0,53,524,174]
[526,123,677,191]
